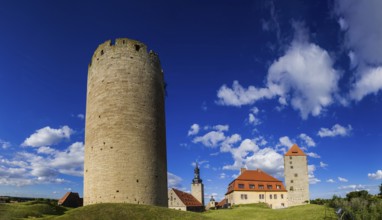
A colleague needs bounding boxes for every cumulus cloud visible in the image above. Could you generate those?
[350,67,382,101]
[326,179,335,183]
[308,165,321,184]
[77,114,85,120]
[168,172,182,188]
[368,170,382,180]
[279,136,294,148]
[338,184,366,191]
[22,126,73,147]
[216,24,340,119]
[213,125,229,132]
[0,141,84,186]
[317,124,352,137]
[338,177,348,182]
[299,133,316,147]
[193,131,226,148]
[320,161,328,168]
[306,152,320,158]
[0,139,11,149]
[188,124,200,136]
[336,0,382,101]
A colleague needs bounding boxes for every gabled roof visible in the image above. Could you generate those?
[236,169,281,182]
[217,198,227,207]
[58,192,72,204]
[58,192,82,208]
[172,188,203,207]
[285,144,306,156]
[225,169,287,194]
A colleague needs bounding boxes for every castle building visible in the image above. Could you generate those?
[284,144,309,206]
[84,38,168,206]
[225,168,287,209]
[168,163,205,212]
[168,188,204,212]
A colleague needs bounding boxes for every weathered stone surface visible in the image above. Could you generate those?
[84,38,168,207]
[284,154,309,206]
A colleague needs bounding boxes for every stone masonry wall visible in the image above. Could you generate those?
[84,38,168,207]
[284,155,309,206]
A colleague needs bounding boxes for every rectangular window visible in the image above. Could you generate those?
[290,156,292,159]
[258,185,264,189]
[259,194,264,199]
[238,184,244,189]
[290,186,294,191]
[259,194,261,199]
[249,184,255,189]
[274,194,277,199]
[290,166,293,169]
[291,180,294,183]
[281,194,284,199]
[241,194,248,200]
[270,194,272,199]
[267,185,272,189]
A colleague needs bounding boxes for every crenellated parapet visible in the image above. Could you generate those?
[89,38,161,70]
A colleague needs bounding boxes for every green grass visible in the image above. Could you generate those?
[203,203,337,220]
[0,200,67,220]
[0,201,336,220]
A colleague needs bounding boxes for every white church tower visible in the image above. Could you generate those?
[191,163,204,206]
[284,144,309,206]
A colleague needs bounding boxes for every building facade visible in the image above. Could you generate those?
[225,168,288,209]
[168,188,204,212]
[84,38,168,206]
[284,144,309,206]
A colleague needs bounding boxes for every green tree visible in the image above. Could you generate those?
[346,190,371,201]
[379,183,382,196]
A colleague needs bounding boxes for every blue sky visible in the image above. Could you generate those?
[0,0,381,201]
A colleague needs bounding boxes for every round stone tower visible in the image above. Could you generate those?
[84,38,168,207]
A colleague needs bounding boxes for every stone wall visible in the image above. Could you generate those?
[84,38,168,206]
[284,155,309,206]
[191,183,204,206]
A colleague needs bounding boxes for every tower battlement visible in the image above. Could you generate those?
[89,38,160,68]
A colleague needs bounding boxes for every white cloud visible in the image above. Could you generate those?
[320,161,328,168]
[326,179,335,183]
[216,23,340,120]
[338,17,348,31]
[317,124,352,137]
[337,0,382,101]
[306,152,320,158]
[168,172,182,188]
[350,67,382,101]
[338,184,366,190]
[188,124,200,136]
[37,146,57,155]
[248,113,261,126]
[299,133,316,147]
[50,142,84,176]
[348,51,358,69]
[0,139,11,149]
[213,125,229,132]
[368,170,382,180]
[77,114,85,120]
[279,136,293,148]
[338,177,348,182]
[308,165,321,184]
[193,131,226,148]
[22,126,73,147]
[219,173,227,179]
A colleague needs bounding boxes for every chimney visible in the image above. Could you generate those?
[240,168,247,174]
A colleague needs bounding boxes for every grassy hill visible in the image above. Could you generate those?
[204,203,337,220]
[0,201,336,220]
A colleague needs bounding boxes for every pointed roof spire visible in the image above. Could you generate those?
[192,161,202,184]
[285,144,306,156]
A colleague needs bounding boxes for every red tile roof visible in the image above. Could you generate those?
[226,169,287,195]
[285,144,306,156]
[58,192,71,205]
[217,198,227,207]
[172,188,203,207]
